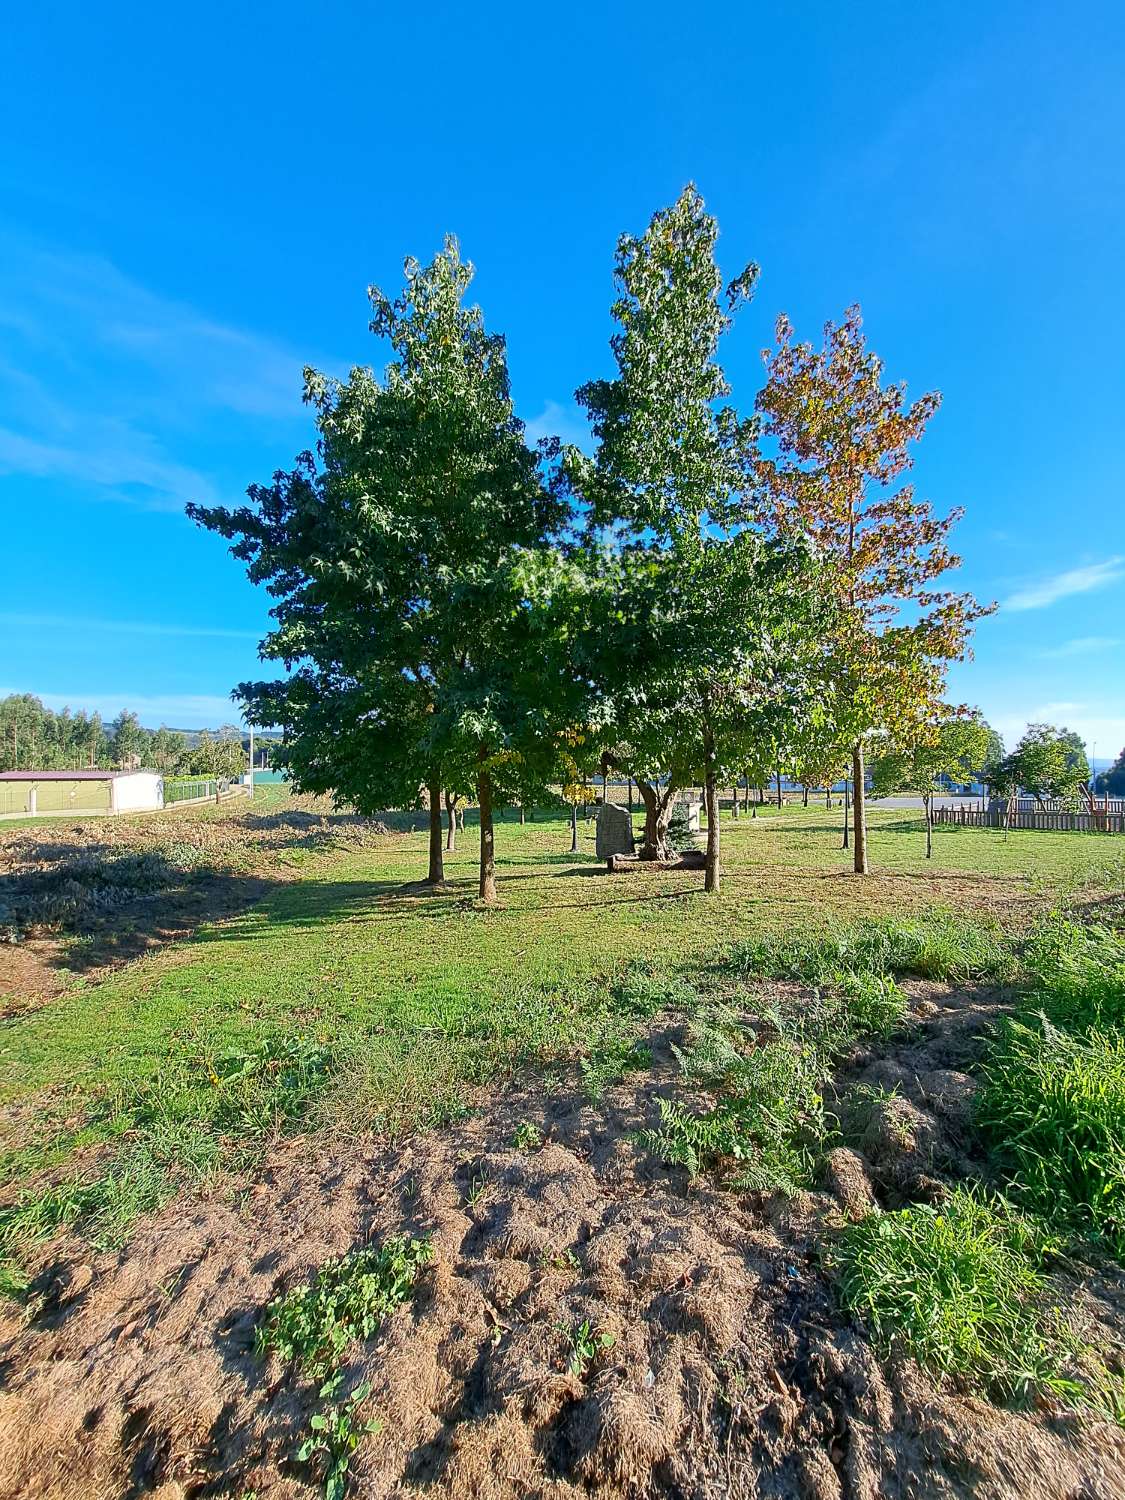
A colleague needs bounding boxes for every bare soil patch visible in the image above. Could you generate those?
[1,987,1122,1500]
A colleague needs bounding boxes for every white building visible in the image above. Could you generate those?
[0,770,165,817]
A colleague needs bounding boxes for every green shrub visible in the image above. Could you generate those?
[257,1235,433,1380]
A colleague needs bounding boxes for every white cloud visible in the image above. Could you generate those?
[523,399,590,451]
[1004,556,1125,611]
[1040,636,1124,659]
[0,612,260,641]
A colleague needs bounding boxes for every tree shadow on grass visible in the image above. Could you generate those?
[0,849,290,985]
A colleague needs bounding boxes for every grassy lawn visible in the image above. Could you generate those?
[3,791,1123,1119]
[0,787,1122,1246]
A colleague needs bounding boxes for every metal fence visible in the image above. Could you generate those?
[164,778,221,806]
[935,806,1125,835]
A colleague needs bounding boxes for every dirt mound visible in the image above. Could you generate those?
[1,1020,1122,1500]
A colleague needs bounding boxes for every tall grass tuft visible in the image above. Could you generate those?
[833,1190,1087,1408]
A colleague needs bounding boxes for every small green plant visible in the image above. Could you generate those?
[558,1317,615,1377]
[511,1120,544,1151]
[463,1169,491,1209]
[536,1246,581,1273]
[297,1376,381,1500]
[832,1190,1077,1406]
[580,1036,651,1101]
[256,1235,433,1380]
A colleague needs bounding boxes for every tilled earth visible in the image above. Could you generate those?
[1,984,1123,1499]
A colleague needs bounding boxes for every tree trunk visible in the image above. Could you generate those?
[924,792,933,859]
[570,803,578,853]
[802,784,809,807]
[477,753,497,902]
[445,791,457,851]
[519,803,525,825]
[852,742,869,875]
[731,785,739,820]
[775,764,783,807]
[826,785,831,809]
[758,785,765,805]
[427,774,445,884]
[636,778,677,860]
[704,759,720,894]
[842,779,850,849]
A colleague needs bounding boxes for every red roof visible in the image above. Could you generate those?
[0,770,153,781]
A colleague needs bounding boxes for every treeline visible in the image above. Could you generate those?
[190,185,994,899]
[0,695,246,778]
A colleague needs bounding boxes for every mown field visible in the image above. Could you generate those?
[1,788,1123,1499]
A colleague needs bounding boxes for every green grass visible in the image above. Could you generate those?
[1,796,1122,1278]
[833,1190,1087,1405]
[975,920,1125,1254]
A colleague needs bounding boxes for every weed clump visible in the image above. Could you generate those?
[257,1234,433,1381]
[833,1189,1122,1420]
[729,912,1016,988]
[639,1010,828,1191]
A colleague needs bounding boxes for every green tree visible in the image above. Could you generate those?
[110,710,147,768]
[1006,723,1090,805]
[568,185,828,891]
[755,306,992,875]
[869,714,994,857]
[189,238,569,900]
[1096,748,1125,797]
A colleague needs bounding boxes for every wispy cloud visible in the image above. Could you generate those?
[1004,556,1125,611]
[0,233,324,510]
[524,399,590,451]
[0,424,218,511]
[1040,635,1124,659]
[0,612,261,641]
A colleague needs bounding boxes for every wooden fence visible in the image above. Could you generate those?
[934,806,1125,835]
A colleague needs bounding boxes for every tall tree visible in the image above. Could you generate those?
[755,306,992,874]
[189,238,568,900]
[111,710,147,768]
[568,186,827,890]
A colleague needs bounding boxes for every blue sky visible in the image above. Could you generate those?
[1,3,1123,759]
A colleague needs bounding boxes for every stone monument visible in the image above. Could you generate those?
[596,801,636,861]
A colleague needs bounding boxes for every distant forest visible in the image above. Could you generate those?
[0,693,273,777]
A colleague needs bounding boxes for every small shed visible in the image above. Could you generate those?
[0,770,165,817]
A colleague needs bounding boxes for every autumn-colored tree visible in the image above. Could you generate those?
[755,306,992,874]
